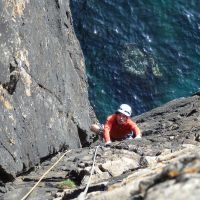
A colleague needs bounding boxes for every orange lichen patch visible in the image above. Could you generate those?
[0,86,13,110]
[0,95,13,110]
[13,0,26,17]
[183,163,200,174]
[167,170,180,177]
[4,99,13,110]
[3,0,26,17]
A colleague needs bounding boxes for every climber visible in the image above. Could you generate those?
[90,104,142,145]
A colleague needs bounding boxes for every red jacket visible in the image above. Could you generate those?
[103,114,141,142]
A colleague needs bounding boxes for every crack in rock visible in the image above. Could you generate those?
[2,64,20,95]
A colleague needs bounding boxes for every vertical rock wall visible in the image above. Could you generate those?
[0,0,94,181]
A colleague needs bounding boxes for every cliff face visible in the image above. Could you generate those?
[1,93,199,200]
[1,1,200,199]
[0,0,94,181]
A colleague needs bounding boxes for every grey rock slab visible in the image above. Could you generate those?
[146,176,200,200]
[0,0,95,180]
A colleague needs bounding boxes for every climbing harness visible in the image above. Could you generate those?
[20,150,72,200]
[77,145,100,200]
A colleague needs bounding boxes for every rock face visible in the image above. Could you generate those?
[1,1,200,199]
[134,93,200,153]
[1,93,200,199]
[0,0,95,182]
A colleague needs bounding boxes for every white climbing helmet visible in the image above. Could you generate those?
[117,104,132,117]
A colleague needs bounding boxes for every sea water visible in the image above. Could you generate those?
[70,0,200,122]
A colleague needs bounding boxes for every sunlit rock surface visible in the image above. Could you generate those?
[0,0,95,182]
[2,93,200,200]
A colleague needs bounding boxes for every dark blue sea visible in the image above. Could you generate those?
[70,0,200,123]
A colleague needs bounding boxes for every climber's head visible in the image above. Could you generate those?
[116,104,132,124]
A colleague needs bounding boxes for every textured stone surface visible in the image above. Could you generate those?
[0,0,95,181]
[1,93,198,200]
[1,1,200,199]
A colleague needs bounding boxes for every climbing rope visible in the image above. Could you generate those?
[20,149,72,200]
[77,145,100,200]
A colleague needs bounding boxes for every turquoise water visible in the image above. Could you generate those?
[70,0,200,122]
